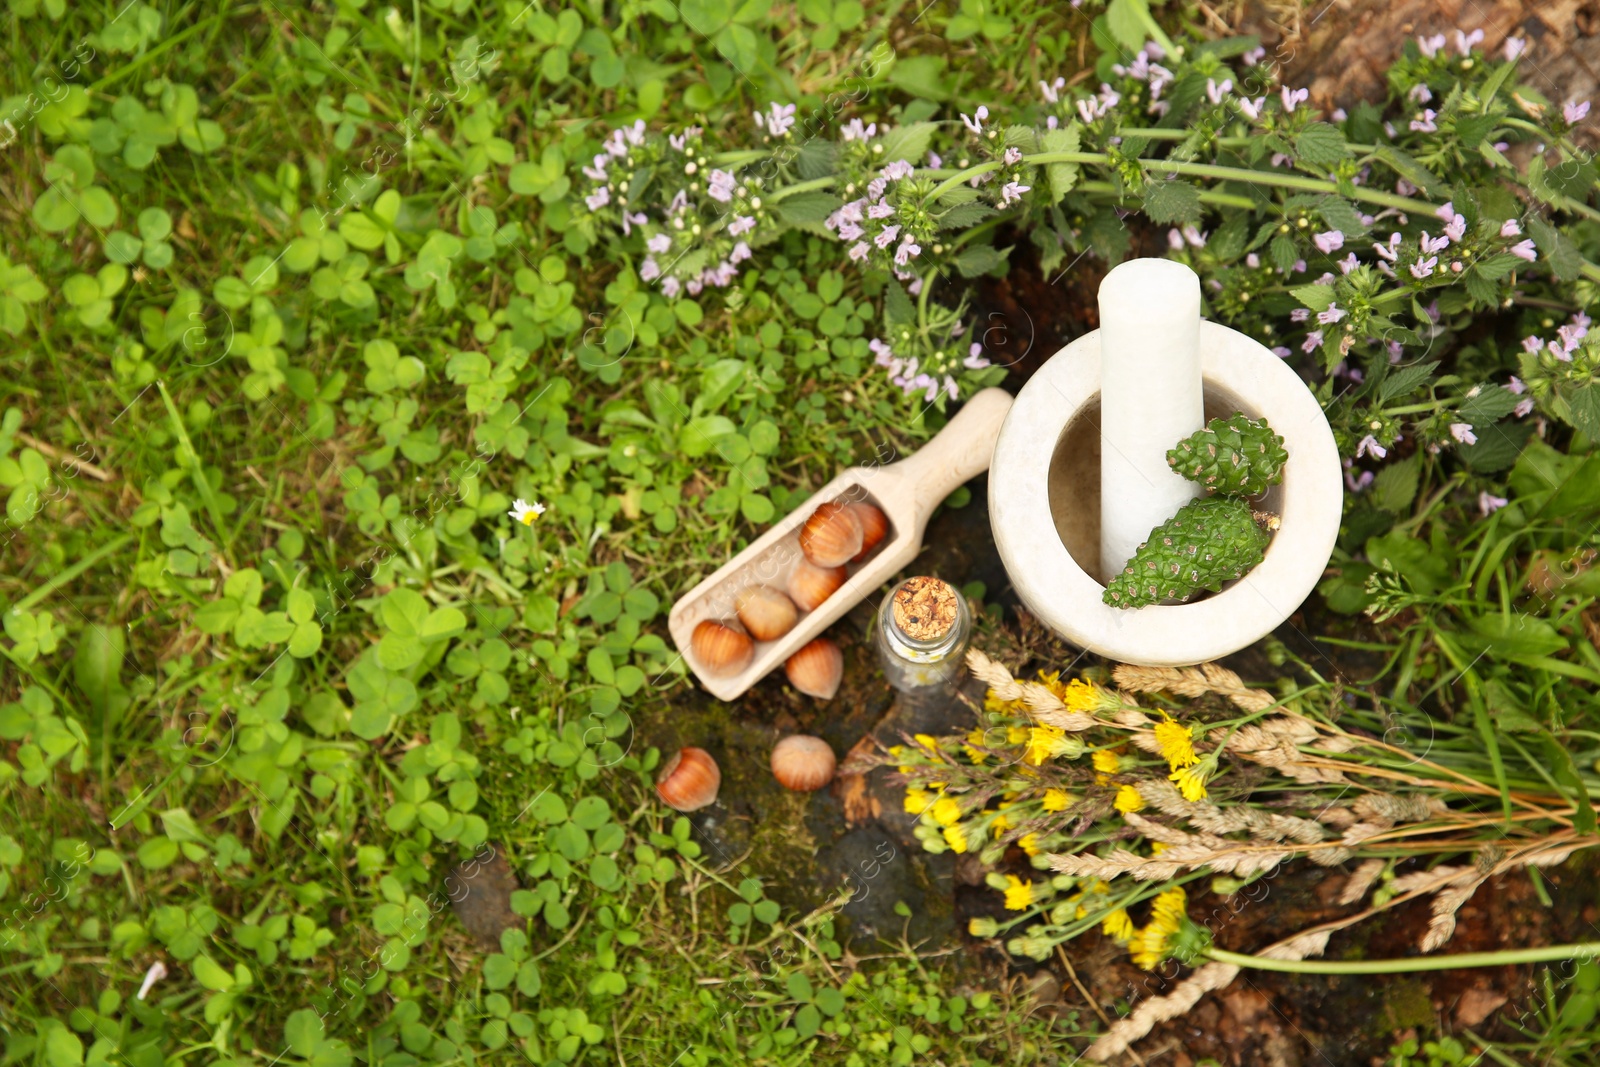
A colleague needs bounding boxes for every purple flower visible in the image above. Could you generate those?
[964,343,990,369]
[960,105,990,135]
[1271,345,1292,358]
[1410,256,1438,278]
[1281,86,1309,113]
[1244,45,1266,64]
[582,156,608,182]
[640,258,660,281]
[1293,259,1307,273]
[882,159,915,181]
[1450,422,1477,445]
[1000,181,1030,206]
[729,241,752,264]
[1302,330,1324,353]
[1346,469,1374,493]
[707,169,736,202]
[1509,239,1537,262]
[1168,228,1185,251]
[647,233,672,254]
[585,187,610,211]
[1420,232,1450,255]
[848,241,870,261]
[1409,83,1433,104]
[1559,322,1588,351]
[838,200,865,224]
[867,177,887,201]
[1076,99,1098,124]
[867,200,894,220]
[1002,147,1022,166]
[869,338,894,365]
[1506,375,1526,395]
[1444,215,1466,243]
[1453,28,1483,55]
[1504,37,1527,61]
[1238,95,1265,120]
[1373,239,1398,262]
[1410,109,1438,133]
[1478,491,1508,516]
[1038,77,1065,104]
[622,211,648,236]
[1417,33,1446,58]
[1181,224,1206,248]
[1357,435,1387,460]
[1313,230,1344,253]
[1206,77,1232,104]
[1338,253,1360,273]
[841,118,878,142]
[728,215,756,237]
[685,278,702,296]
[1500,219,1521,237]
[1291,308,1310,323]
[1387,340,1404,362]
[661,276,681,298]
[927,151,942,168]
[760,103,797,137]
[838,221,864,241]
[1318,303,1347,325]
[1565,99,1591,124]
[1514,398,1534,417]
[894,240,921,266]
[875,225,901,249]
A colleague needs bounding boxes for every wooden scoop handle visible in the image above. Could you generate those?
[890,387,1014,527]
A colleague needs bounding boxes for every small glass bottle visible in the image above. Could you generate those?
[874,576,973,692]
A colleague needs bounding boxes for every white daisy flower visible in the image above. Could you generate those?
[509,499,546,525]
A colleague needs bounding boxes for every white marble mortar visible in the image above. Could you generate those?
[989,321,1343,666]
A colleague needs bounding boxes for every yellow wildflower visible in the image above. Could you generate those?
[1151,841,1169,855]
[1042,788,1073,812]
[1092,749,1121,774]
[914,733,940,753]
[1018,833,1041,856]
[1153,718,1198,771]
[1101,908,1136,943]
[1063,678,1101,712]
[990,812,1011,838]
[1003,875,1035,911]
[1170,765,1208,802]
[931,796,963,826]
[1006,725,1030,744]
[942,824,968,853]
[964,728,989,765]
[1114,785,1145,814]
[903,789,933,815]
[1131,886,1189,970]
[968,916,998,937]
[1022,725,1063,766]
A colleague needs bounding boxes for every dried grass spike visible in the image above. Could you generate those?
[1336,860,1386,906]
[1085,962,1241,1062]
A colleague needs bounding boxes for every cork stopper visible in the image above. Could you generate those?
[891,577,958,642]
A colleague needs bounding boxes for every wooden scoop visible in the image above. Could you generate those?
[668,387,1014,701]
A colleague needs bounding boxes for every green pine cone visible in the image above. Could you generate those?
[1166,414,1288,497]
[1103,497,1271,608]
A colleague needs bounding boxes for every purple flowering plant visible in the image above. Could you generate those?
[574,25,1599,446]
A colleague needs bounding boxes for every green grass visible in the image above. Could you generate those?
[6,0,1600,1063]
